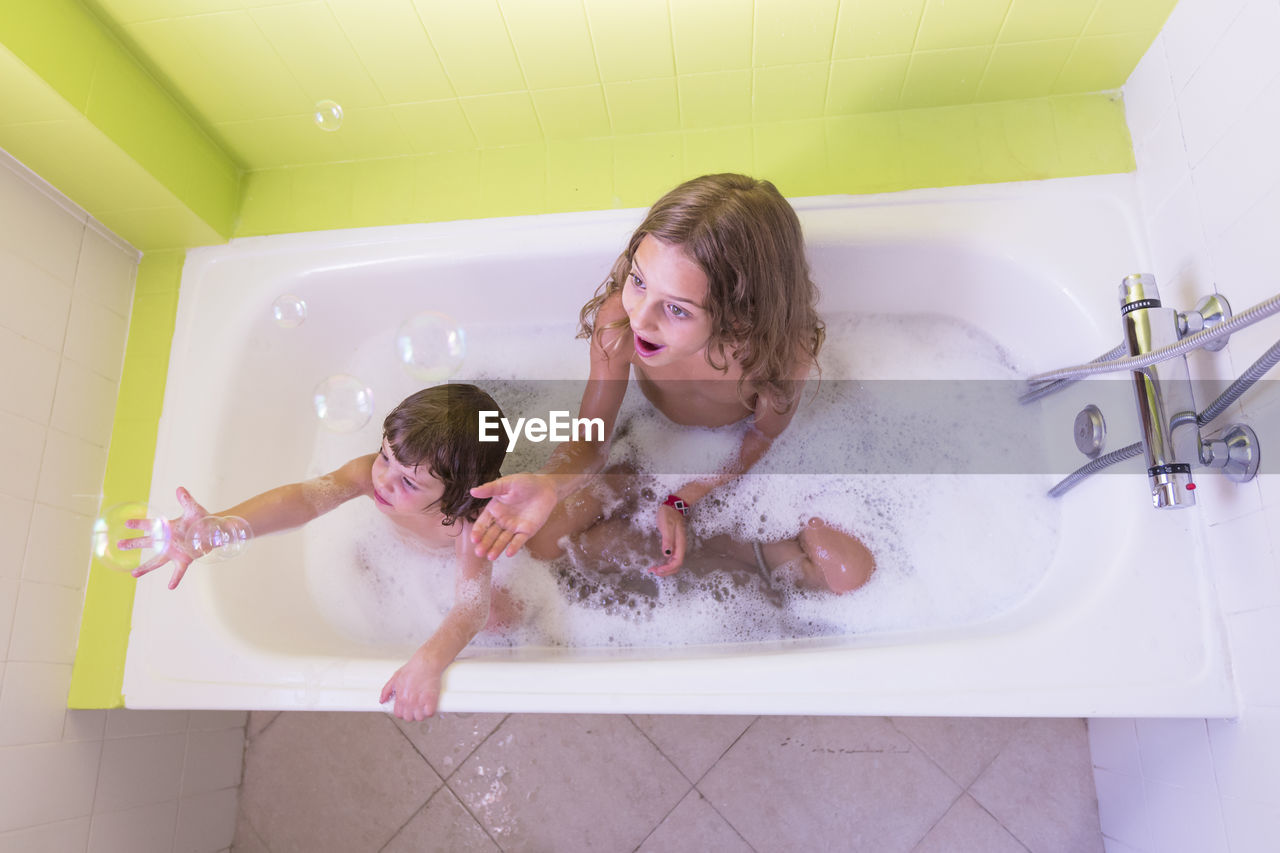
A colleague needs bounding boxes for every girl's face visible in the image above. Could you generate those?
[620,234,713,367]
[371,438,446,516]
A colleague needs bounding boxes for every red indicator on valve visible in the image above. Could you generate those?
[1186,483,1196,490]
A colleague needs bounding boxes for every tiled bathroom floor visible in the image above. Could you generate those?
[231,712,1102,852]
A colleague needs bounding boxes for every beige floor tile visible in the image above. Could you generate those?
[383,786,500,853]
[240,711,441,853]
[231,810,270,853]
[912,794,1028,853]
[629,714,757,781]
[701,715,963,851]
[392,712,507,778]
[246,711,280,741]
[699,715,960,852]
[448,713,689,851]
[636,789,755,853]
[968,718,1103,853]
[891,717,1025,788]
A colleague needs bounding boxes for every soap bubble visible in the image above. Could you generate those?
[92,505,253,575]
[272,295,307,328]
[91,501,169,573]
[395,312,466,382]
[314,99,343,132]
[313,374,374,432]
[188,515,252,562]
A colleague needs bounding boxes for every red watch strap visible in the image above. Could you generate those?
[663,494,689,516]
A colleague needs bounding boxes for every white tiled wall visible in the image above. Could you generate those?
[0,150,244,853]
[1092,1,1280,851]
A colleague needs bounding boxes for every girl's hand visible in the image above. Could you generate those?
[651,503,688,576]
[128,487,209,590]
[469,473,558,560]
[379,652,444,721]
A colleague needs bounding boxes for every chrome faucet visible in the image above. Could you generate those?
[1120,274,1199,508]
[1031,276,1273,505]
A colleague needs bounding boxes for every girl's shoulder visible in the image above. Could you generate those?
[596,289,627,324]
[591,292,633,362]
[741,345,816,412]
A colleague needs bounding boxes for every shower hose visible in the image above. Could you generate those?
[1047,335,1280,497]
[1026,291,1280,389]
[1023,291,1280,497]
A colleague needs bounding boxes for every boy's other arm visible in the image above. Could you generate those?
[381,523,493,720]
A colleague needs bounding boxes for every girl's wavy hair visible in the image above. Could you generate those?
[579,173,824,413]
[381,383,506,526]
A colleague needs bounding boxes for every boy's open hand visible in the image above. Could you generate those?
[469,473,558,560]
[650,502,688,576]
[380,652,443,721]
[128,486,208,590]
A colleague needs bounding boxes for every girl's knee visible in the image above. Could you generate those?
[525,531,566,562]
[798,518,875,594]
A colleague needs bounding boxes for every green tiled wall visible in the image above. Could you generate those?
[3,0,1173,244]
[90,0,1169,174]
[68,250,184,709]
[0,1,238,250]
[237,94,1133,234]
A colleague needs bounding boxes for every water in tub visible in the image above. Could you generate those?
[305,313,1059,651]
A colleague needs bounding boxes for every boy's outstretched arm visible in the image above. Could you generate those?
[131,454,375,589]
[381,523,493,720]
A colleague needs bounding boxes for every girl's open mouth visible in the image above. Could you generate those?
[634,332,665,357]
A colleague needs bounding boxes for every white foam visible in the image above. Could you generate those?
[303,311,1061,652]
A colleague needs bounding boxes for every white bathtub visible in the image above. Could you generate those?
[123,175,1236,717]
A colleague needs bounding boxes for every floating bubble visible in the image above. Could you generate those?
[92,504,254,574]
[313,374,374,432]
[313,99,343,132]
[188,515,253,562]
[91,501,169,573]
[395,311,466,382]
[272,294,307,328]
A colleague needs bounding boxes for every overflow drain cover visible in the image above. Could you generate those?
[1074,405,1106,458]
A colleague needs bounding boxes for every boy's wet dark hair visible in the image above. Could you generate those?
[382,383,505,525]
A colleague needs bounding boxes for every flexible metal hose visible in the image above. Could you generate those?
[1027,292,1280,388]
[1019,344,1126,404]
[1197,337,1280,426]
[1047,335,1280,497]
[1048,442,1142,498]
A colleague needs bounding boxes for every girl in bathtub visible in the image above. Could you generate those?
[129,383,510,721]
[469,173,876,594]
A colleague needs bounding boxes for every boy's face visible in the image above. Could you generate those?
[621,234,714,367]
[371,438,446,516]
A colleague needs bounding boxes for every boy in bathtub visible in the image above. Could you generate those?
[128,383,508,721]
